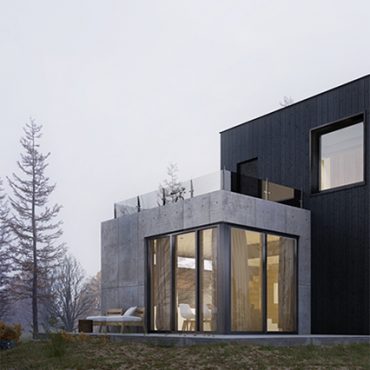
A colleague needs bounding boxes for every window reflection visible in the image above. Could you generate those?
[150,237,171,331]
[267,235,296,332]
[150,227,297,333]
[149,228,218,333]
[231,227,297,333]
[200,228,218,331]
[176,232,197,331]
[231,228,263,331]
[320,121,364,190]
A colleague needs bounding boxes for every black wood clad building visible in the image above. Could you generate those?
[220,75,370,335]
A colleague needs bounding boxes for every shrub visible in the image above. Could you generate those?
[46,332,68,357]
[0,321,22,342]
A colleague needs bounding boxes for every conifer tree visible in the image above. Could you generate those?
[0,179,12,319]
[158,163,186,205]
[8,119,64,338]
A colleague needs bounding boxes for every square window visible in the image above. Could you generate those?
[311,115,364,192]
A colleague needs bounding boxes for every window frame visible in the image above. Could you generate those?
[146,223,298,335]
[146,224,220,334]
[310,113,366,194]
[229,226,298,334]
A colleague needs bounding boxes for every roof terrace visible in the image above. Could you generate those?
[114,170,302,218]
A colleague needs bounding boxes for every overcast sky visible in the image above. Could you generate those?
[1,0,369,276]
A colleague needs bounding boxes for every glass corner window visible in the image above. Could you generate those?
[148,227,218,333]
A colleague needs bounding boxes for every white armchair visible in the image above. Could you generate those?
[179,303,195,331]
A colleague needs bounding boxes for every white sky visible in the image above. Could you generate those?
[1,0,369,276]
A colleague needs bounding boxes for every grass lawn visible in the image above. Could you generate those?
[1,333,369,369]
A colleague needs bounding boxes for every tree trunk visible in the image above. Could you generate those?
[32,142,38,339]
[32,245,38,339]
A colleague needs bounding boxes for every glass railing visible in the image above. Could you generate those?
[114,170,302,218]
[114,171,229,218]
[232,174,302,208]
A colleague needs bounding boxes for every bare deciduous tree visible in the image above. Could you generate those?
[0,179,12,320]
[48,254,96,331]
[7,119,65,338]
[83,271,101,317]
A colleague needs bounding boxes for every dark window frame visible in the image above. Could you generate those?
[146,225,220,334]
[236,158,261,197]
[146,223,298,335]
[229,225,298,335]
[310,113,366,194]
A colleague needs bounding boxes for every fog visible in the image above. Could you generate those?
[1,0,369,275]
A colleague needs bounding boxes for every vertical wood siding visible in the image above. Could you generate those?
[220,75,370,334]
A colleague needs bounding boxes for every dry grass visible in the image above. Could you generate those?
[1,333,369,369]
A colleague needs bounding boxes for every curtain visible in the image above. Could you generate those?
[278,238,296,331]
[154,237,171,330]
[231,228,251,331]
[210,228,218,331]
[199,228,218,331]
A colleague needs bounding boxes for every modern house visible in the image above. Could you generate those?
[101,75,369,335]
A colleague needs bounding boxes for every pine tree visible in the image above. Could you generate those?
[7,119,65,338]
[0,179,12,319]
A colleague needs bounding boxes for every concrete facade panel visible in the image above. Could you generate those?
[286,207,311,238]
[298,285,311,334]
[101,244,119,289]
[138,207,161,237]
[101,287,118,313]
[101,219,119,247]
[118,215,139,285]
[254,199,287,234]
[298,236,311,286]
[183,193,211,229]
[220,191,257,226]
[209,191,225,224]
[157,202,184,234]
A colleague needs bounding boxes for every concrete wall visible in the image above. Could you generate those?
[101,190,311,333]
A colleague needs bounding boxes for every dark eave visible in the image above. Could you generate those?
[220,74,370,134]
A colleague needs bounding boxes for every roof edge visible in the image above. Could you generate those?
[220,74,370,134]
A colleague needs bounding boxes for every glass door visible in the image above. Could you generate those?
[149,237,171,331]
[231,228,263,332]
[266,235,297,332]
[175,232,197,331]
[231,226,297,333]
[148,227,218,333]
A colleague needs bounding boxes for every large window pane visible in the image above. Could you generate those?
[320,122,364,190]
[150,237,171,331]
[200,228,218,332]
[176,232,196,331]
[267,235,297,332]
[231,228,263,331]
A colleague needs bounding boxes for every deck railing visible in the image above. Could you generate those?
[114,170,302,218]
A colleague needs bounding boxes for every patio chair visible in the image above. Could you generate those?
[179,303,195,331]
[87,307,146,333]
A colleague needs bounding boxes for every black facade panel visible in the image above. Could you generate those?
[220,75,370,334]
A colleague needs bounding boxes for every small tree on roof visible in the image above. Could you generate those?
[158,163,186,205]
[279,96,294,107]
